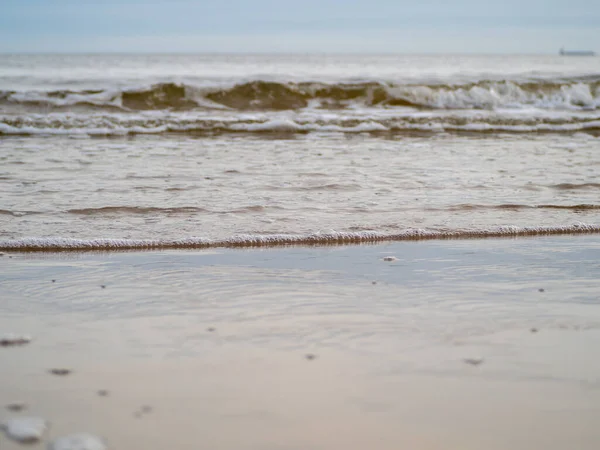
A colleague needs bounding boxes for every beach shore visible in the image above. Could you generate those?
[2,236,600,450]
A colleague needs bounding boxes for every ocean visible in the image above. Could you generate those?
[1,53,599,249]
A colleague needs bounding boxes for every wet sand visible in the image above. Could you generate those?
[2,236,600,450]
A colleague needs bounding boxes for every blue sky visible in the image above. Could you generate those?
[1,0,599,53]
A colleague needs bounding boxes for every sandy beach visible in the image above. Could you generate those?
[2,236,600,450]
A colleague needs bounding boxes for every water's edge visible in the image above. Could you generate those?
[1,224,599,252]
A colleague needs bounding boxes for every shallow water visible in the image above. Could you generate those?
[1,54,600,249]
[1,132,599,246]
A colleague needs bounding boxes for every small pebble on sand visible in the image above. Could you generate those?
[1,417,47,444]
[100,285,106,289]
[538,288,545,292]
[463,358,484,366]
[305,353,317,361]
[0,334,32,347]
[49,433,107,450]
[97,390,109,397]
[372,281,377,285]
[49,368,72,376]
[52,279,56,283]
[6,402,27,412]
[531,328,539,333]
[207,327,216,332]
[382,256,397,262]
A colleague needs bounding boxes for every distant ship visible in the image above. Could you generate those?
[559,48,596,56]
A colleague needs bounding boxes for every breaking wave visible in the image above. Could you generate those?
[2,78,600,112]
[1,224,599,252]
[3,78,600,136]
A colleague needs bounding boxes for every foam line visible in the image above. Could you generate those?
[1,224,599,252]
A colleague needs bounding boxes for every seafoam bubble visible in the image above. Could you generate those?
[1,417,47,443]
[0,334,32,347]
[48,433,107,450]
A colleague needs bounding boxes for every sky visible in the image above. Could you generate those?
[1,0,599,53]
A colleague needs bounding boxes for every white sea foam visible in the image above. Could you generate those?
[2,117,600,136]
[1,224,598,251]
[385,81,600,110]
[230,119,305,132]
[320,121,389,132]
[9,89,122,108]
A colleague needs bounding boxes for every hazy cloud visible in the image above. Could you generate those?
[1,0,598,52]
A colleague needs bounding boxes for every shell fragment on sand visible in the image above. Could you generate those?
[49,368,72,376]
[0,334,32,347]
[48,433,107,450]
[1,417,47,443]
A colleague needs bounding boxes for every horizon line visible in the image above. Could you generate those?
[0,50,583,56]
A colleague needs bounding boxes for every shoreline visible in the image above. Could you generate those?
[1,223,600,252]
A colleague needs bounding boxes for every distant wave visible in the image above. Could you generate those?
[2,116,600,136]
[2,78,599,112]
[445,204,600,211]
[2,77,600,136]
[1,224,599,252]
[1,203,597,218]
[66,205,280,215]
[67,206,209,215]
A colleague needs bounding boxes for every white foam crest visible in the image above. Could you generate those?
[320,122,389,132]
[8,89,122,108]
[385,81,600,110]
[1,224,599,252]
[230,119,306,132]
